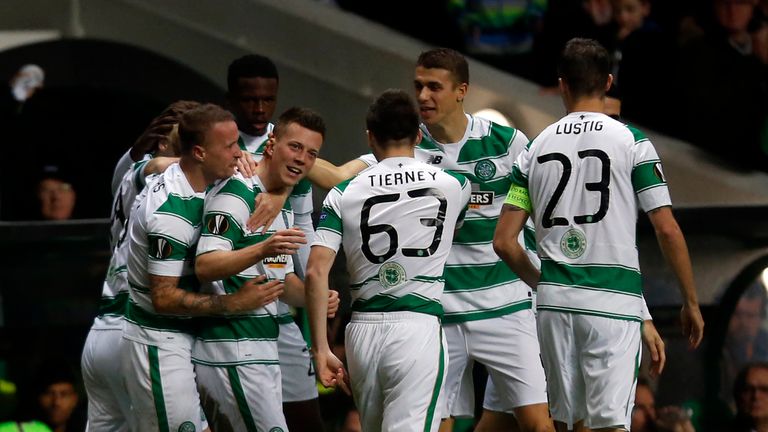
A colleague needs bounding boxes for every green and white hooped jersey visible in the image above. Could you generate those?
[109,157,151,250]
[240,126,314,273]
[124,163,203,344]
[357,115,535,323]
[509,112,671,321]
[193,173,296,366]
[94,158,157,330]
[315,157,470,316]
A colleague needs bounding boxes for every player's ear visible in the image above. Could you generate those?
[605,74,614,93]
[193,144,205,162]
[265,139,275,157]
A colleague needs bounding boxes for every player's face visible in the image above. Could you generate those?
[38,178,76,221]
[267,122,322,187]
[414,66,466,126]
[230,77,278,136]
[200,120,242,182]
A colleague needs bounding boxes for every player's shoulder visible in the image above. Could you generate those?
[209,171,253,198]
[471,115,528,145]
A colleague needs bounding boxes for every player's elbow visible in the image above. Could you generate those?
[150,289,178,314]
[194,256,216,283]
[653,218,683,244]
[492,235,515,260]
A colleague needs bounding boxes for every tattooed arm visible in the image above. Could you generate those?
[149,274,283,316]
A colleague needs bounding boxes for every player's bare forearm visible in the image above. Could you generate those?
[648,207,698,307]
[494,204,540,288]
[280,273,306,307]
[150,274,231,315]
[308,158,366,190]
[195,229,306,282]
[151,274,282,316]
[195,247,271,283]
[305,246,336,355]
[648,207,704,347]
[143,156,179,176]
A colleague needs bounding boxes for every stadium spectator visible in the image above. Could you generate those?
[610,0,675,133]
[678,0,768,171]
[732,362,768,432]
[34,165,77,221]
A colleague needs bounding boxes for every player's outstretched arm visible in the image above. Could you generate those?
[308,158,367,190]
[305,245,350,394]
[195,228,306,282]
[143,156,180,177]
[150,274,283,315]
[647,206,704,349]
[493,204,541,289]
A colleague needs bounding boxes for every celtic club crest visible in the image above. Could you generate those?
[474,159,496,180]
[379,262,406,288]
[560,228,587,259]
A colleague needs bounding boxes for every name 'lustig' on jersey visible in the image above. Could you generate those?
[555,120,603,135]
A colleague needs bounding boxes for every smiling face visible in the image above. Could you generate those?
[264,122,322,188]
[230,76,278,136]
[414,66,467,127]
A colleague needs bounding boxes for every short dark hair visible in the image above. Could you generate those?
[227,54,279,93]
[136,100,200,155]
[178,104,235,154]
[273,107,326,140]
[557,38,611,98]
[366,89,419,145]
[417,48,469,85]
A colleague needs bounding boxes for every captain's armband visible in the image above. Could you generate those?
[504,185,531,213]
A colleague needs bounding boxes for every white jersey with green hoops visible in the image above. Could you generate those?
[193,172,296,366]
[357,114,535,323]
[507,112,671,321]
[124,163,202,345]
[239,124,313,273]
[315,157,470,315]
[93,159,156,330]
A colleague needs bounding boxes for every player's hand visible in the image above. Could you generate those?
[680,303,704,349]
[247,191,288,233]
[236,152,258,178]
[260,229,306,257]
[231,276,284,311]
[642,320,666,377]
[327,290,340,318]
[314,349,351,395]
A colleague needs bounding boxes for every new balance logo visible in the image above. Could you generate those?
[426,155,443,164]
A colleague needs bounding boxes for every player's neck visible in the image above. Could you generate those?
[254,159,291,195]
[566,97,606,115]
[179,157,210,193]
[425,111,467,144]
[374,145,415,161]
